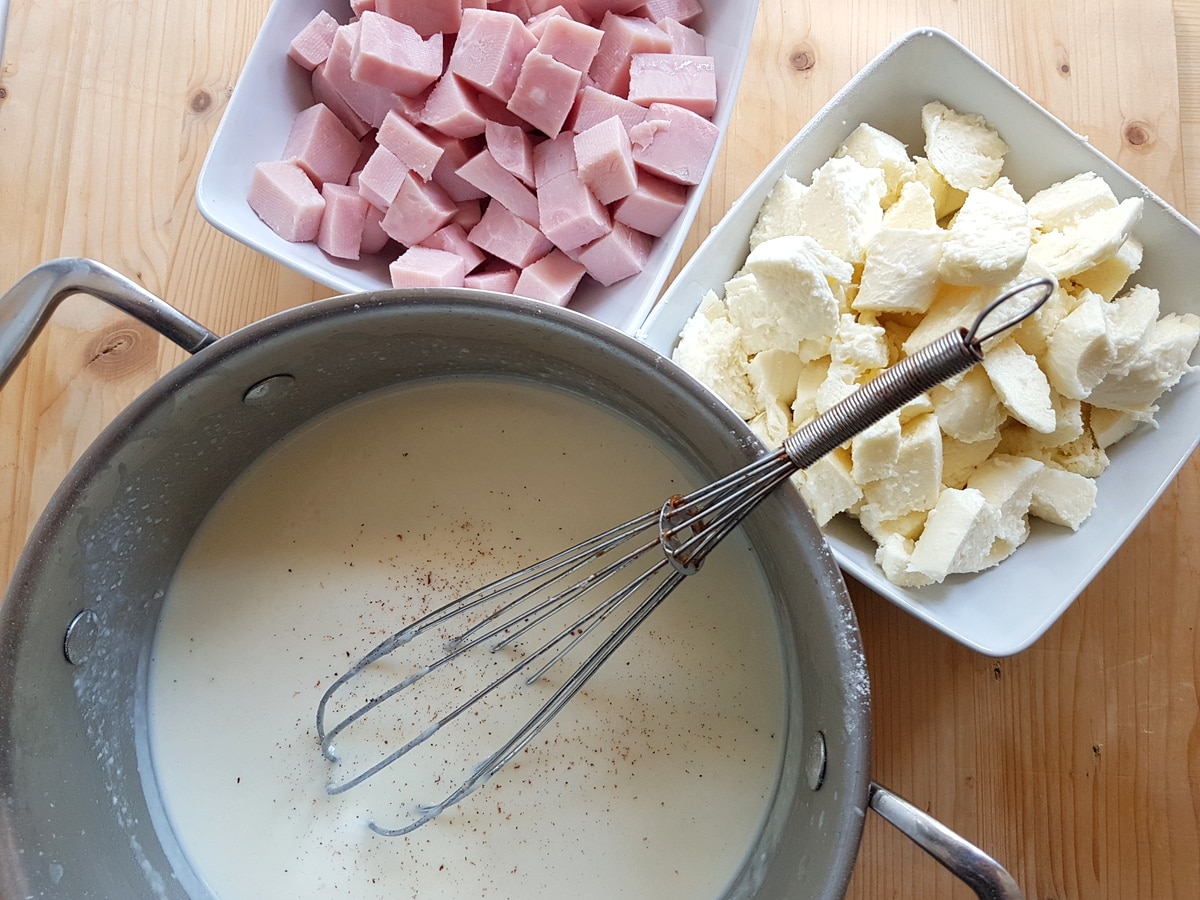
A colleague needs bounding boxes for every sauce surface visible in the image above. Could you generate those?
[148,378,786,899]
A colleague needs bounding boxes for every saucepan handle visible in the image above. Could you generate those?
[869,782,1024,900]
[0,257,220,390]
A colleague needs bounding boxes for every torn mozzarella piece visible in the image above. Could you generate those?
[921,100,1008,192]
[853,227,945,314]
[835,123,917,207]
[672,292,756,419]
[908,487,1003,582]
[1029,465,1098,530]
[937,178,1030,285]
[982,337,1056,434]
[1029,197,1143,279]
[788,156,887,264]
[792,449,861,526]
[1044,292,1115,399]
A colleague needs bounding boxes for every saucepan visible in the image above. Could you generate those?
[0,258,1021,899]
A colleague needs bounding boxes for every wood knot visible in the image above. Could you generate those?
[84,327,154,379]
[0,85,7,101]
[789,44,816,72]
[1123,121,1152,148]
[189,89,213,114]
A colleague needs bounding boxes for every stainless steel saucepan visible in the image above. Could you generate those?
[0,258,1021,899]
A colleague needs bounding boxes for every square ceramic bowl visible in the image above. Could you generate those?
[195,0,758,332]
[639,28,1200,656]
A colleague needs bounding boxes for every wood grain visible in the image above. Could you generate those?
[0,1,1197,897]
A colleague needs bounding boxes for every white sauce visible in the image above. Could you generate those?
[148,379,786,899]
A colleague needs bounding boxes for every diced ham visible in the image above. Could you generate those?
[628,101,717,185]
[468,199,554,267]
[505,50,581,139]
[576,220,652,285]
[464,261,521,292]
[360,202,391,254]
[538,168,610,250]
[351,11,443,97]
[311,61,372,139]
[526,0,590,20]
[658,17,706,54]
[249,160,326,243]
[357,145,409,209]
[323,22,404,128]
[420,74,488,139]
[453,198,484,229]
[612,167,686,236]
[485,121,536,187]
[533,130,578,187]
[389,245,466,287]
[526,6,577,38]
[536,16,604,72]
[288,10,340,70]
[428,132,488,201]
[588,12,672,97]
[377,108,445,180]
[419,222,487,273]
[568,85,648,134]
[574,115,637,204]
[636,0,703,25]
[457,148,540,225]
[627,53,716,116]
[375,0,463,38]
[281,103,361,189]
[578,0,647,20]
[318,183,370,259]
[514,249,587,304]
[380,174,458,245]
[447,9,538,103]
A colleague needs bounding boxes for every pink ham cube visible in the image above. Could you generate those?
[628,101,717,185]
[484,121,536,187]
[514,249,587,305]
[578,0,646,19]
[576,220,652,285]
[420,74,488,139]
[636,0,703,25]
[249,160,326,243]
[574,115,636,204]
[456,148,540,225]
[428,132,488,202]
[375,0,463,38]
[533,130,577,187]
[536,16,604,72]
[568,85,648,134]
[351,11,442,97]
[538,168,610,250]
[323,22,403,129]
[627,53,716,116]
[357,145,409,209]
[588,12,672,97]
[612,168,686,236]
[464,261,521,293]
[317,183,370,259]
[377,109,445,180]
[389,245,466,287]
[505,49,581,139]
[453,198,484,229]
[468,200,553,267]
[282,103,361,189]
[360,202,391,254]
[380,174,458,245]
[288,10,339,70]
[419,222,487,273]
[447,9,538,103]
[311,61,371,140]
[526,6,576,38]
[658,17,706,54]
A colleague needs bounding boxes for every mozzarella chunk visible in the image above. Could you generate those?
[982,337,1056,433]
[835,123,917,207]
[1044,292,1115,399]
[908,487,1003,582]
[1028,465,1098,530]
[791,156,887,263]
[854,227,945,313]
[921,100,1008,191]
[937,178,1031,285]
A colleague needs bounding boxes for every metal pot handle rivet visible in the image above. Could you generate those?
[63,609,100,666]
[805,730,826,790]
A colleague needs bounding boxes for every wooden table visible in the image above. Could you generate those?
[1,1,1197,896]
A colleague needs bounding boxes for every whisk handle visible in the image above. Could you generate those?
[780,277,1054,470]
[782,328,978,469]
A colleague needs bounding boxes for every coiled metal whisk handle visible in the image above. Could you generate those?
[661,277,1054,574]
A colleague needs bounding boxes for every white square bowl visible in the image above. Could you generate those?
[195,0,759,333]
[638,28,1200,656]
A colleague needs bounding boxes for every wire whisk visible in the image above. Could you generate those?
[315,277,1054,836]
